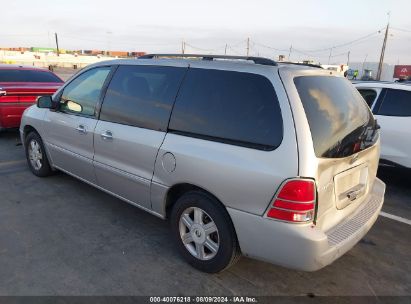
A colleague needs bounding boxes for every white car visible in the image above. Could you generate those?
[354,81,411,168]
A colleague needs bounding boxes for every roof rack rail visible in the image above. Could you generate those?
[279,61,323,69]
[138,54,278,66]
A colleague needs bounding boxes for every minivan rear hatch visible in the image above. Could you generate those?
[279,68,380,231]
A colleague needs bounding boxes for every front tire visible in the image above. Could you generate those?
[170,191,241,273]
[25,132,53,177]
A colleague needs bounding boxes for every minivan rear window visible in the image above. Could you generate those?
[0,69,62,83]
[294,76,378,158]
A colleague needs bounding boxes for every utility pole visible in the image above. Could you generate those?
[347,51,350,66]
[181,40,185,54]
[246,37,250,57]
[288,45,292,61]
[328,47,333,64]
[224,44,227,55]
[376,22,389,80]
[54,33,60,56]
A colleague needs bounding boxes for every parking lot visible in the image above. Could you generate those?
[0,128,410,297]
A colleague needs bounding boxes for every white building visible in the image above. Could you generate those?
[347,62,395,81]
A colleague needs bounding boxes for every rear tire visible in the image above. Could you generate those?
[170,190,241,273]
[25,132,53,177]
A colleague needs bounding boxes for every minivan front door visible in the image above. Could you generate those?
[93,121,166,209]
[93,64,187,209]
[43,66,112,183]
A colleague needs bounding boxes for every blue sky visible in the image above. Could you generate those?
[1,0,411,64]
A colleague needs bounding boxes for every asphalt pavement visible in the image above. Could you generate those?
[0,129,410,297]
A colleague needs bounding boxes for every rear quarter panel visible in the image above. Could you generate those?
[151,62,299,216]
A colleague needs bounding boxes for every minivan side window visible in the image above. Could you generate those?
[358,89,377,108]
[169,68,283,150]
[100,65,186,131]
[377,89,411,116]
[60,67,111,117]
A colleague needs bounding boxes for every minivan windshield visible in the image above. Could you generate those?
[294,76,378,158]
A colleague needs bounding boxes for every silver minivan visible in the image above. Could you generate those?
[20,55,385,273]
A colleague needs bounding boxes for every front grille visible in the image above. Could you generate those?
[326,195,382,246]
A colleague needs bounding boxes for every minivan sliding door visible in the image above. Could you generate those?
[93,64,187,209]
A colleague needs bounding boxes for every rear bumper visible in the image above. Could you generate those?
[227,178,385,271]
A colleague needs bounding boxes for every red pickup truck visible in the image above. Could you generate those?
[0,65,64,130]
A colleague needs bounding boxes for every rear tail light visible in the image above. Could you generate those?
[266,179,316,223]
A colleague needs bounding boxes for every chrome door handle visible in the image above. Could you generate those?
[101,130,113,140]
[76,125,86,134]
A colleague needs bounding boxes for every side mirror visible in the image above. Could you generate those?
[36,96,53,109]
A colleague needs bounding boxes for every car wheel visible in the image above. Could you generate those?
[25,132,53,177]
[170,190,241,273]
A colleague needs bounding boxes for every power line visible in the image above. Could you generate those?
[259,30,382,62]
[330,50,350,58]
[184,42,226,52]
[2,24,408,61]
[252,41,288,52]
[391,27,411,33]
[61,35,176,47]
[291,48,317,57]
[226,45,242,55]
[230,39,247,47]
[0,34,45,37]
[291,28,384,54]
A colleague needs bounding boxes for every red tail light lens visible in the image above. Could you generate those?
[273,199,314,211]
[277,180,315,202]
[266,179,316,223]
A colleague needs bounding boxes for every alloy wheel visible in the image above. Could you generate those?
[179,207,220,260]
[28,139,43,170]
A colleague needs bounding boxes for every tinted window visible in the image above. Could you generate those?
[100,65,186,131]
[295,76,378,158]
[377,89,411,116]
[169,68,283,150]
[60,67,111,117]
[358,89,377,108]
[0,69,62,83]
